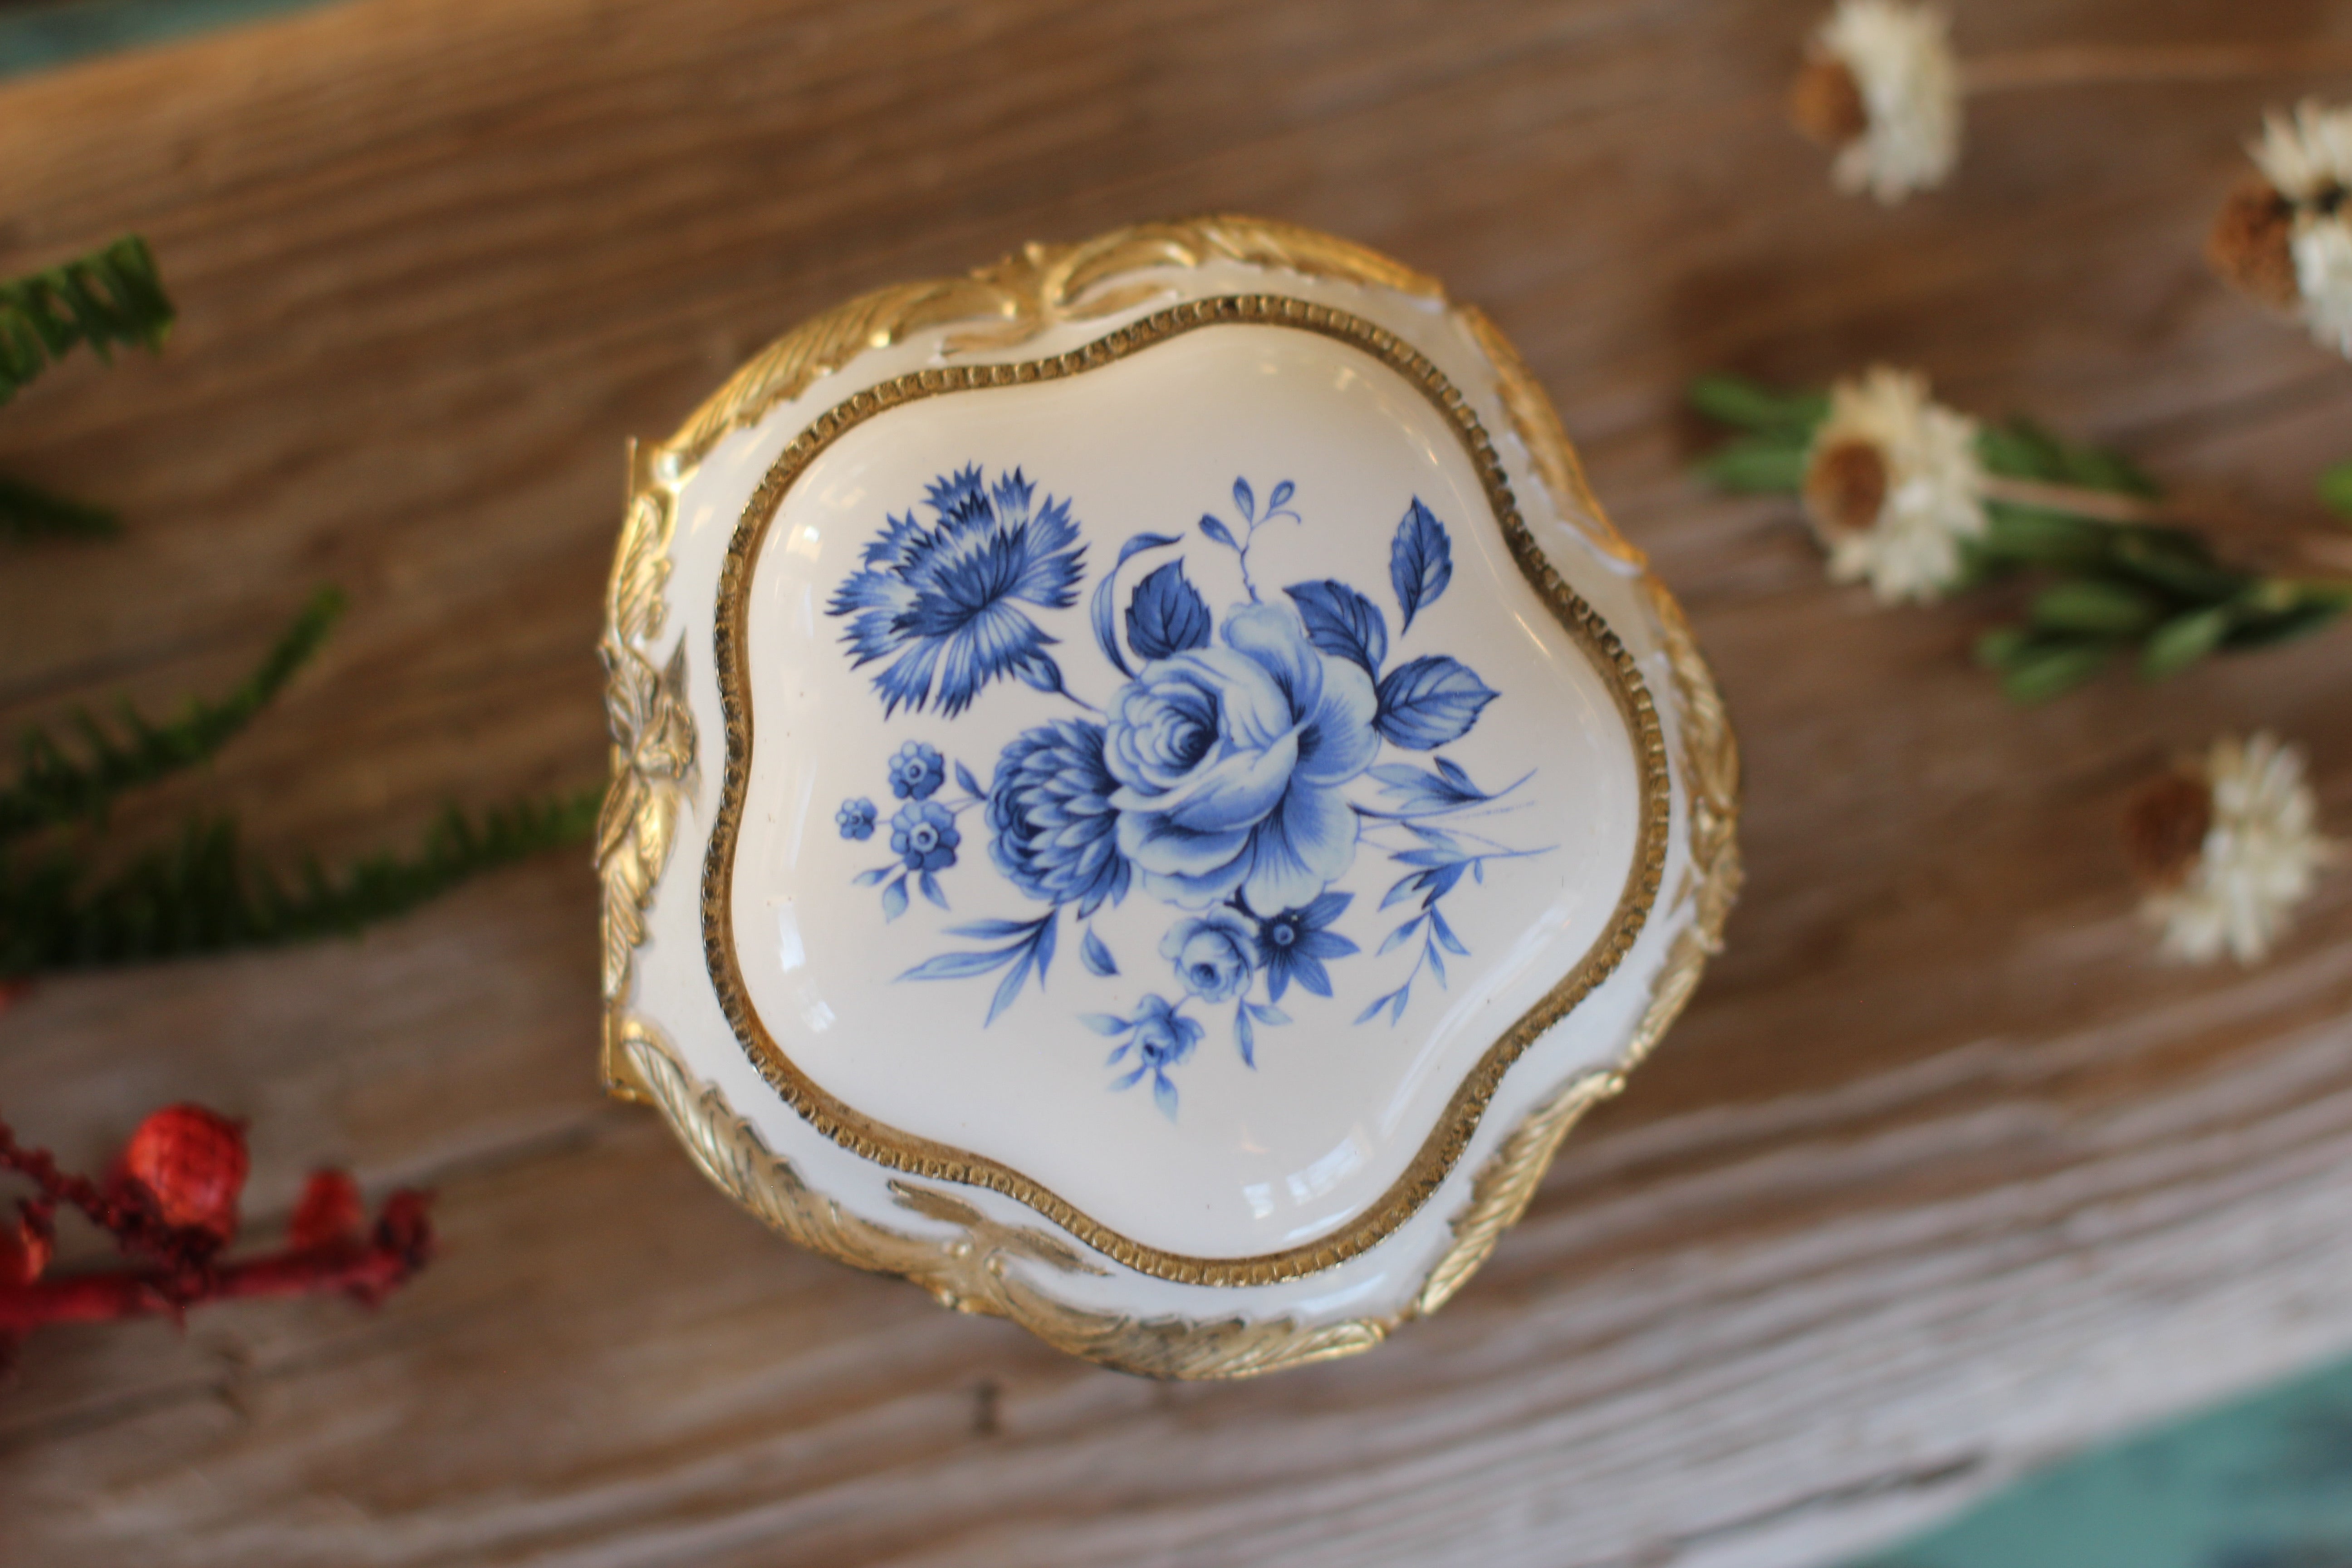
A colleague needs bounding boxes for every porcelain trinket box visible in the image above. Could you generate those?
[597,217,1738,1377]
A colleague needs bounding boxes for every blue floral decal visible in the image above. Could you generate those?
[827,466,1085,716]
[831,472,1547,1120]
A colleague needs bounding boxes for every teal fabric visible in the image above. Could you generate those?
[1852,1354,2352,1568]
[0,0,338,80]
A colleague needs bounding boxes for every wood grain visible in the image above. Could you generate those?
[3,0,2352,1563]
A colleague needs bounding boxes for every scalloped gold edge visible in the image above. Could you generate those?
[596,216,1740,1375]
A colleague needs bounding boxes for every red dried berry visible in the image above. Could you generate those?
[118,1105,249,1242]
[0,1214,50,1288]
[290,1170,365,1251]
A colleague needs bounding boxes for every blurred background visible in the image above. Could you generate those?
[2,2,2351,1565]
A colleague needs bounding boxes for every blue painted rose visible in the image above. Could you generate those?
[1161,910,1254,1003]
[1129,994,1203,1073]
[1104,603,1379,910]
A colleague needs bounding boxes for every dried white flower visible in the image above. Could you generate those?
[1795,0,1963,204]
[2131,733,2335,966]
[2290,215,2352,357]
[2250,100,2352,204]
[2218,101,2352,359]
[1802,366,1987,603]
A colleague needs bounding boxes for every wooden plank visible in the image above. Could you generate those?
[2,0,2352,1562]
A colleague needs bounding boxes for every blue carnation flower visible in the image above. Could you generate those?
[836,797,878,841]
[890,799,960,872]
[827,465,1086,717]
[1252,891,1359,1000]
[987,720,1130,916]
[889,741,946,801]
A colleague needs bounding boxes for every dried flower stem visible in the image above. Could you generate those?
[1963,43,2352,95]
[0,1227,430,1332]
[0,1113,433,1346]
[1979,474,2169,525]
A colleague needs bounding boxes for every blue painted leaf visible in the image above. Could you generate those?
[1081,926,1119,977]
[918,871,950,910]
[1389,988,1410,1024]
[1127,561,1212,660]
[1034,910,1057,982]
[1235,1004,1255,1068]
[1080,1012,1132,1036]
[882,877,909,921]
[1355,990,1398,1025]
[1092,532,1184,677]
[1434,756,1475,794]
[1116,530,1186,569]
[1431,906,1469,956]
[1389,498,1454,631]
[1152,1072,1179,1120]
[1268,480,1295,511]
[985,952,1033,1026]
[1107,1040,1136,1067]
[1426,937,1450,986]
[1378,917,1424,956]
[1200,514,1239,551]
[1375,655,1498,749]
[853,867,892,887]
[1283,580,1388,675]
[1247,1001,1291,1025]
[1233,477,1255,521]
[1014,653,1066,696]
[899,949,1016,981]
[955,760,983,798]
[950,918,1042,940]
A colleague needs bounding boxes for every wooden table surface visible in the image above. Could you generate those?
[4,2,2352,1563]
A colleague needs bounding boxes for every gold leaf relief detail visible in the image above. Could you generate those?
[604,216,1740,1369]
[621,1020,1386,1380]
[598,469,700,1099]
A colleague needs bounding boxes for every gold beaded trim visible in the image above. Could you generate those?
[702,294,1671,1286]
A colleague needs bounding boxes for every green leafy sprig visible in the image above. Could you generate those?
[0,590,345,840]
[1690,373,2352,702]
[1,235,594,977]
[0,791,598,976]
[0,235,173,407]
[0,235,173,544]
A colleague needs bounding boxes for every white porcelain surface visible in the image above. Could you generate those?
[729,322,1641,1259]
[620,248,1714,1340]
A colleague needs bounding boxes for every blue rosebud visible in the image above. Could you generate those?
[836,797,878,841]
[1161,909,1255,1004]
[890,799,960,872]
[889,741,946,801]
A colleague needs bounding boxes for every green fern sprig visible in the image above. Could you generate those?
[0,789,598,976]
[2324,459,2352,521]
[0,589,345,842]
[0,235,174,407]
[1688,373,2352,702]
[0,474,119,544]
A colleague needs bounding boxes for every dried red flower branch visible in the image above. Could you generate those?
[0,1104,433,1370]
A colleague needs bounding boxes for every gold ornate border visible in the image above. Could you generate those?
[702,295,1671,1286]
[598,217,1740,1373]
